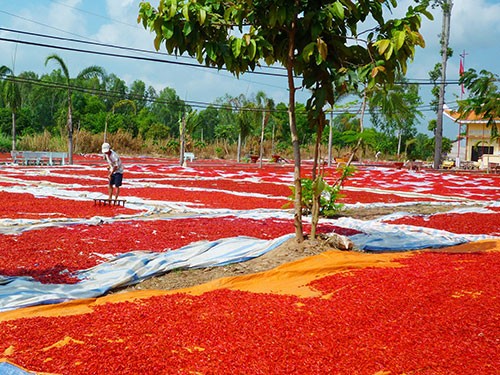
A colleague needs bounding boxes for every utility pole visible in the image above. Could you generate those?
[434,0,453,169]
[456,49,468,165]
[179,113,186,166]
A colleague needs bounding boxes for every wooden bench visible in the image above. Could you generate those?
[11,151,67,166]
[183,152,195,162]
[93,198,126,207]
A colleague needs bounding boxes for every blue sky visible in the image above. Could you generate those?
[0,0,499,139]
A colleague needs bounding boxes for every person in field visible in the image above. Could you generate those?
[101,142,124,200]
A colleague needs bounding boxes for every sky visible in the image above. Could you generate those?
[0,0,499,139]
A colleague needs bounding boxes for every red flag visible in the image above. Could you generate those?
[459,58,465,94]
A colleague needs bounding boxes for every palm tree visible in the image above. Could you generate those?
[229,95,252,163]
[0,66,21,152]
[45,54,105,164]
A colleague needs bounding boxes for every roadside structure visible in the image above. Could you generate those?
[443,104,500,168]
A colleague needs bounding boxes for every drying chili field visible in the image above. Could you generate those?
[0,153,499,374]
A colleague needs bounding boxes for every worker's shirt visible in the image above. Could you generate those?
[105,150,124,174]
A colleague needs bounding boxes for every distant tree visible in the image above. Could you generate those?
[458,69,499,139]
[196,105,219,142]
[104,74,128,110]
[0,66,21,151]
[151,87,188,138]
[129,80,148,112]
[105,99,137,141]
[369,77,422,158]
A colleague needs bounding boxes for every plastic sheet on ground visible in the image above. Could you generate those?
[333,216,497,251]
[0,361,36,375]
[0,234,293,313]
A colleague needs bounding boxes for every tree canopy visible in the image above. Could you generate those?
[138,0,431,241]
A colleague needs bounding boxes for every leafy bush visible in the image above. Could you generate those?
[297,177,344,217]
[287,165,355,218]
[0,133,11,152]
[215,147,224,158]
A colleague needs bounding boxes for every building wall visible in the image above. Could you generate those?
[465,123,500,161]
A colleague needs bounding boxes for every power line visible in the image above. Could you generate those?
[0,27,289,77]
[0,27,463,85]
[1,74,448,115]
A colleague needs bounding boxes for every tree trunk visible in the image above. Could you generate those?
[11,111,16,152]
[259,110,265,168]
[179,114,186,165]
[237,132,241,163]
[397,129,402,158]
[271,123,275,155]
[67,100,73,165]
[310,113,325,240]
[434,0,453,169]
[287,9,304,242]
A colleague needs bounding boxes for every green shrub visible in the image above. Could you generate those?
[286,164,356,218]
[0,133,11,152]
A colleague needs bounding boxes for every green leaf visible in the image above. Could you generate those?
[268,7,277,27]
[265,55,274,65]
[394,30,405,51]
[232,38,242,58]
[317,38,328,61]
[248,39,257,60]
[182,4,190,21]
[277,6,287,24]
[198,8,206,25]
[169,1,177,18]
[302,42,315,63]
[162,21,174,39]
[375,39,390,55]
[154,34,162,51]
[331,1,344,20]
[311,22,322,39]
[196,44,203,64]
[183,22,193,36]
[384,43,393,59]
[206,43,216,62]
